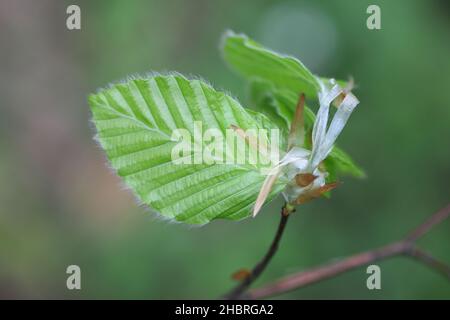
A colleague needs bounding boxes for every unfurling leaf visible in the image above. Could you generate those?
[222,31,363,181]
[221,31,322,98]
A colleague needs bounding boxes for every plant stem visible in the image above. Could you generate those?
[246,203,450,299]
[224,205,292,299]
[406,247,450,279]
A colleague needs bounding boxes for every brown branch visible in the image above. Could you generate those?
[245,203,450,299]
[407,247,450,279]
[406,203,450,242]
[224,205,292,299]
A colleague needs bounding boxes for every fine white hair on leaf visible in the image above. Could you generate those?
[90,122,206,228]
[89,71,249,227]
[91,71,247,115]
[220,29,318,82]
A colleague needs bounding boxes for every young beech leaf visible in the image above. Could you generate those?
[89,74,287,225]
[222,31,324,99]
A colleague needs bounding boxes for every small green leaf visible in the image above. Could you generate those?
[222,31,322,99]
[89,74,286,224]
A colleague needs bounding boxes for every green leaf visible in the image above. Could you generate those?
[222,31,322,99]
[89,74,286,224]
[324,147,366,179]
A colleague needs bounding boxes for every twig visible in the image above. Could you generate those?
[224,205,292,299]
[224,93,306,299]
[407,247,450,279]
[245,203,450,299]
[406,203,450,242]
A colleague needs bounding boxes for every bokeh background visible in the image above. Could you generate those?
[0,0,449,299]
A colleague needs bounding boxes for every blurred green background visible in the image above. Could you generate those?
[0,0,449,299]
